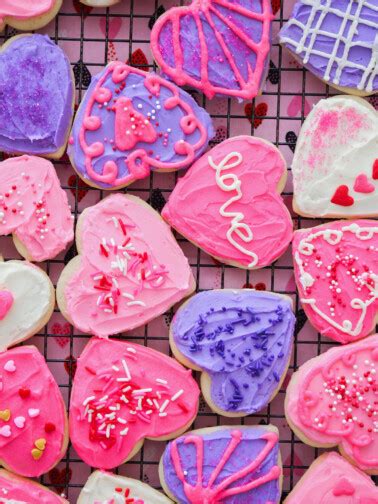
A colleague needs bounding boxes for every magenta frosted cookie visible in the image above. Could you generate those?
[285,334,378,474]
[170,289,295,417]
[160,425,282,503]
[162,135,293,269]
[150,0,274,100]
[284,451,378,503]
[0,469,68,503]
[57,193,195,337]
[293,220,378,344]
[70,338,199,469]
[0,156,74,262]
[0,1,62,31]
[0,34,74,158]
[68,61,214,189]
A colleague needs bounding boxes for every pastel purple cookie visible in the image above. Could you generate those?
[68,62,214,189]
[279,0,378,95]
[170,289,295,416]
[160,425,282,504]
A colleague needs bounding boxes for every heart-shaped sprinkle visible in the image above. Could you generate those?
[373,159,378,180]
[0,409,10,421]
[18,387,30,399]
[14,416,25,429]
[0,425,11,437]
[35,438,46,451]
[0,290,13,320]
[354,174,375,193]
[331,185,354,206]
[31,448,43,460]
[4,360,16,373]
[333,477,356,496]
[28,408,40,418]
[44,422,56,433]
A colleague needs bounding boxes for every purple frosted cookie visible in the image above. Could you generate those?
[170,289,295,417]
[159,425,282,504]
[68,62,214,189]
[0,34,74,158]
[279,0,378,95]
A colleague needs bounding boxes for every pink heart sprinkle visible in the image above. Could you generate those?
[28,408,40,418]
[0,425,11,437]
[353,173,375,194]
[14,416,25,429]
[0,290,13,321]
[4,360,16,373]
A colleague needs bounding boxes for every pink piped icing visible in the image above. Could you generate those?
[0,291,13,321]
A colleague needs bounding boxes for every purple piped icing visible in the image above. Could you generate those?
[68,62,214,189]
[279,0,378,93]
[0,34,74,155]
[161,426,282,504]
[171,290,295,414]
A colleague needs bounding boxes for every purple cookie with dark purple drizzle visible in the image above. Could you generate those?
[0,34,74,158]
[170,289,295,417]
[159,425,282,504]
[68,61,214,190]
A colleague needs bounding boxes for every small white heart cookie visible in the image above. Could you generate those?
[0,259,54,350]
[292,96,378,218]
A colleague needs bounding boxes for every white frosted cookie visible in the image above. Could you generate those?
[80,0,120,5]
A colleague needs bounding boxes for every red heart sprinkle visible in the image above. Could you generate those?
[45,422,56,433]
[372,159,378,180]
[18,387,30,399]
[331,185,354,206]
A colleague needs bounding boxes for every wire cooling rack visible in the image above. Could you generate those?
[1,0,377,502]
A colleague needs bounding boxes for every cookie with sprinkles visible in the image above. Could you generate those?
[56,193,195,337]
[68,61,214,190]
[0,156,74,262]
[0,346,68,477]
[285,334,378,474]
[293,220,378,344]
[69,338,199,469]
[0,468,68,503]
[170,289,295,417]
[78,470,171,503]
[279,0,378,95]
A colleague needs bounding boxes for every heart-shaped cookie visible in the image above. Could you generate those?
[57,193,195,337]
[0,468,68,503]
[293,220,378,344]
[0,1,62,32]
[0,156,74,262]
[286,334,378,473]
[0,346,68,477]
[160,425,282,503]
[0,260,54,351]
[279,1,378,94]
[284,452,378,503]
[68,61,213,189]
[162,135,293,269]
[292,96,378,218]
[150,0,274,100]
[78,470,171,504]
[170,289,295,417]
[70,338,199,469]
[0,34,74,158]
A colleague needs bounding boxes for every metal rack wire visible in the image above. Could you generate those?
[1,0,377,501]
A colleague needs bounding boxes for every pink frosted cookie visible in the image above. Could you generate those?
[56,193,195,337]
[0,156,74,262]
[70,338,199,469]
[285,334,378,474]
[0,259,54,351]
[0,468,68,503]
[0,1,62,31]
[292,96,378,218]
[284,451,378,503]
[162,135,293,269]
[0,346,68,477]
[293,220,378,344]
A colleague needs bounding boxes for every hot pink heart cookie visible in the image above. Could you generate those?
[293,220,378,344]
[0,0,62,31]
[162,135,293,269]
[70,338,199,469]
[285,335,378,474]
[284,452,378,503]
[0,346,68,477]
[0,156,74,262]
[56,193,195,337]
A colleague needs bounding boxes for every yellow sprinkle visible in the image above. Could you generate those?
[0,409,10,422]
[34,438,46,451]
[31,448,43,460]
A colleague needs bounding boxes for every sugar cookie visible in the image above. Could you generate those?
[162,135,293,269]
[160,425,282,503]
[0,1,62,32]
[170,289,295,417]
[293,220,378,344]
[70,338,199,469]
[292,96,378,218]
[68,61,213,189]
[285,334,378,474]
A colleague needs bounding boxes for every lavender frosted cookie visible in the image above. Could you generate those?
[68,61,214,190]
[159,425,282,504]
[279,0,378,95]
[0,34,74,158]
[170,289,295,417]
